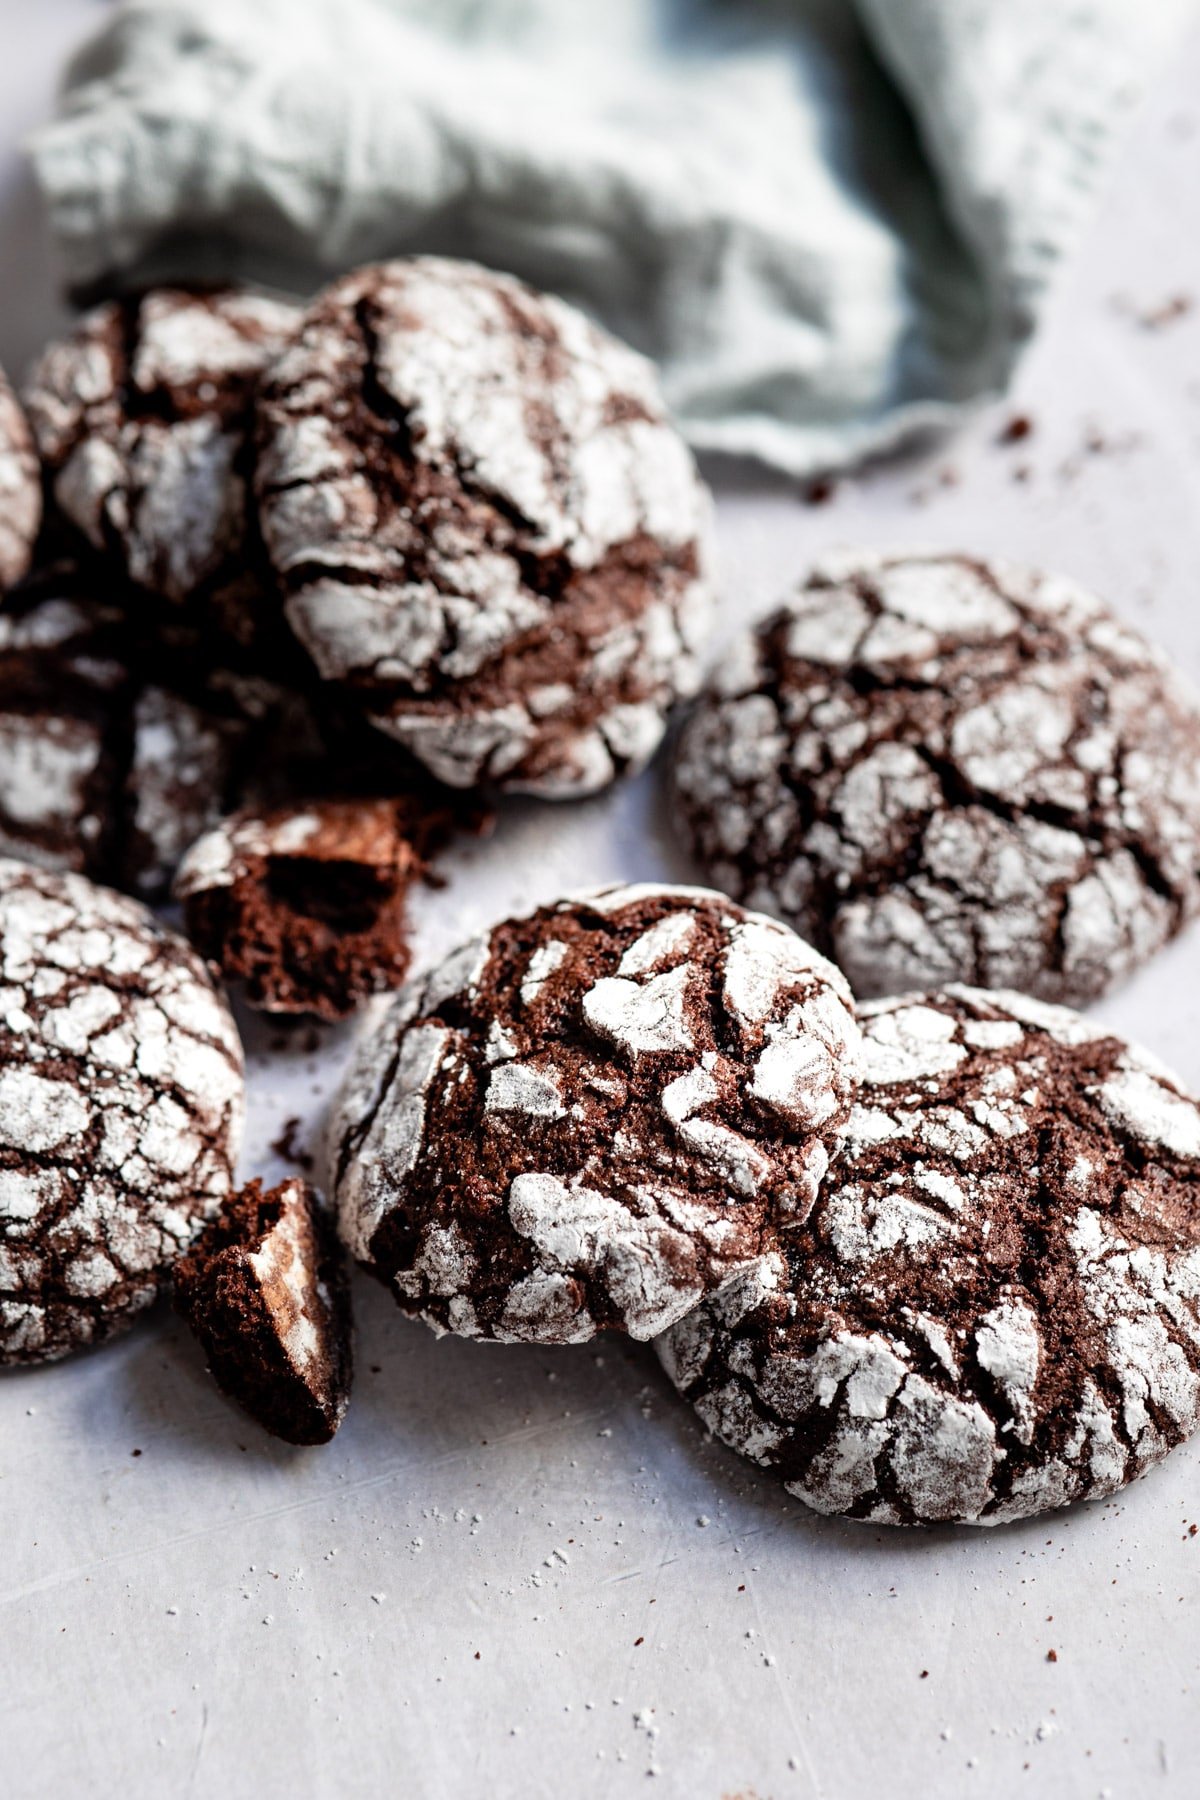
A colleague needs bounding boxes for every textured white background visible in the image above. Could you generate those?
[4,5,1200,1797]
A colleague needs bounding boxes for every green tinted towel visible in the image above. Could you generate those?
[29,0,1194,473]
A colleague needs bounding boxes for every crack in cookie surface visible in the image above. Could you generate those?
[658,985,1200,1526]
[176,793,458,1018]
[673,550,1200,1004]
[329,883,860,1343]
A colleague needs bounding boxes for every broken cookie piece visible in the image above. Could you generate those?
[174,795,456,1018]
[173,1177,352,1445]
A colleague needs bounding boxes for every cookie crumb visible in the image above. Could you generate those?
[271,1116,315,1172]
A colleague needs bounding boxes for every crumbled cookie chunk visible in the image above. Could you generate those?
[255,257,714,797]
[0,859,244,1363]
[659,986,1200,1526]
[173,1177,352,1444]
[329,883,860,1344]
[176,794,458,1018]
[674,550,1200,1004]
[24,287,298,612]
[0,365,41,593]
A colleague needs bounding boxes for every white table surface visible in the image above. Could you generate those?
[5,7,1200,1798]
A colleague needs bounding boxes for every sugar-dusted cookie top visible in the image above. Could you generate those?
[330,883,860,1343]
[660,985,1200,1526]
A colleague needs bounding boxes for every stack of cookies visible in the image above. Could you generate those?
[3,255,1200,1521]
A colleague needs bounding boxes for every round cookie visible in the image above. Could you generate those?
[24,286,299,610]
[0,859,245,1363]
[329,883,860,1343]
[673,550,1200,1005]
[0,365,41,593]
[659,985,1200,1527]
[255,257,714,797]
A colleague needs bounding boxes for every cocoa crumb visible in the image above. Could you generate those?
[1133,293,1194,331]
[803,476,836,506]
[998,413,1034,444]
[270,1116,315,1172]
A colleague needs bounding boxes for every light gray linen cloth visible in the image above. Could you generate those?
[29,0,1195,474]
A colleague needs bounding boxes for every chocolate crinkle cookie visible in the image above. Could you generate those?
[0,569,128,878]
[674,550,1200,1005]
[23,286,299,614]
[255,257,714,797]
[0,365,41,593]
[0,859,244,1364]
[0,564,324,900]
[175,794,459,1019]
[173,1177,352,1445]
[659,986,1200,1527]
[329,883,861,1344]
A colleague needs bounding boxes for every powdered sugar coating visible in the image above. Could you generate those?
[0,859,245,1362]
[0,577,275,898]
[0,585,122,874]
[674,550,1200,1004]
[256,258,714,797]
[24,288,299,606]
[329,883,859,1343]
[0,366,41,593]
[659,985,1200,1526]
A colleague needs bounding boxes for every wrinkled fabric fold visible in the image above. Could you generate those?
[29,0,1195,474]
